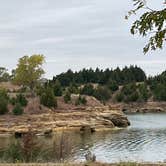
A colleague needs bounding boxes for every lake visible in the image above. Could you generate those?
[1,113,166,163]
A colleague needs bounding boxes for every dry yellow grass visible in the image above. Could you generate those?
[0,162,166,166]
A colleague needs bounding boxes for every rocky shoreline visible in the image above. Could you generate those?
[108,102,166,114]
[0,107,130,135]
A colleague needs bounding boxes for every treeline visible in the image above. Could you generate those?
[147,71,166,101]
[42,66,147,104]
[48,66,166,103]
[53,66,146,86]
[1,63,166,111]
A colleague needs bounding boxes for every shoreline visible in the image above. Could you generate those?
[0,162,166,166]
[0,107,130,135]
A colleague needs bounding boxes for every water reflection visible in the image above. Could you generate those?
[1,113,166,162]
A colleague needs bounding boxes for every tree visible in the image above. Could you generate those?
[12,103,23,115]
[14,55,45,92]
[93,86,111,102]
[75,95,87,106]
[63,90,71,103]
[127,0,166,53]
[107,80,119,92]
[0,89,9,114]
[138,83,150,102]
[0,67,10,82]
[80,84,94,96]
[53,80,63,96]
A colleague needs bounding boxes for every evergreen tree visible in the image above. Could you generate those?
[53,80,63,96]
[40,87,57,108]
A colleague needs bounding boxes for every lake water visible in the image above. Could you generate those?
[1,113,166,163]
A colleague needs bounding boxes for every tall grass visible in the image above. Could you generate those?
[0,131,72,163]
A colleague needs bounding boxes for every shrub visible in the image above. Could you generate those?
[75,95,87,106]
[107,80,119,92]
[121,83,137,95]
[63,90,71,103]
[80,84,94,96]
[40,87,57,108]
[137,83,150,102]
[68,83,79,94]
[0,88,9,100]
[3,140,23,163]
[2,130,40,163]
[153,83,166,101]
[16,94,28,106]
[12,104,23,115]
[0,98,8,115]
[124,91,139,102]
[9,97,17,105]
[115,92,124,102]
[93,86,111,102]
[53,80,63,96]
[81,96,87,105]
[0,89,9,114]
[114,83,146,103]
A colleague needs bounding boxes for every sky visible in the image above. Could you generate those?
[0,0,165,78]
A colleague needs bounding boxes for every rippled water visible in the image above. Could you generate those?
[1,113,166,163]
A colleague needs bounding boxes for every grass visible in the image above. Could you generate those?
[0,162,166,166]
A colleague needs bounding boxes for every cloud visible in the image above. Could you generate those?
[0,0,165,78]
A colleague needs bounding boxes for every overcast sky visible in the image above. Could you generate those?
[0,0,165,78]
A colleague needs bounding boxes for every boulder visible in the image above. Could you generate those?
[44,129,53,136]
[101,113,130,127]
[80,125,96,133]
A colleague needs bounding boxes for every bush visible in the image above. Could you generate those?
[9,97,17,105]
[0,89,9,114]
[0,88,9,100]
[3,140,23,163]
[80,84,94,96]
[115,92,124,102]
[12,104,23,115]
[68,83,79,94]
[16,94,28,106]
[40,87,57,108]
[115,82,151,103]
[53,80,63,96]
[153,83,166,101]
[121,83,137,95]
[93,86,111,102]
[63,90,71,103]
[75,95,87,106]
[2,130,40,163]
[137,83,150,102]
[107,80,119,92]
[81,96,87,105]
[124,91,139,102]
[0,98,8,115]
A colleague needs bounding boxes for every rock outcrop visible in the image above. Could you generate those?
[107,102,166,113]
[119,102,166,113]
[0,107,130,135]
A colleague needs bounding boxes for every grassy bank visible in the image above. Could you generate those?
[0,162,166,166]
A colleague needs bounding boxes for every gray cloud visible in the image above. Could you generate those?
[0,0,165,78]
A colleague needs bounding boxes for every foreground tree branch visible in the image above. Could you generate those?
[127,0,166,54]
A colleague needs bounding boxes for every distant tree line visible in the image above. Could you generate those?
[147,71,166,101]
[52,66,146,86]
[47,66,166,103]
[1,58,166,115]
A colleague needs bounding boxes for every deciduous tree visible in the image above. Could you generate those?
[127,0,166,53]
[14,55,45,92]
